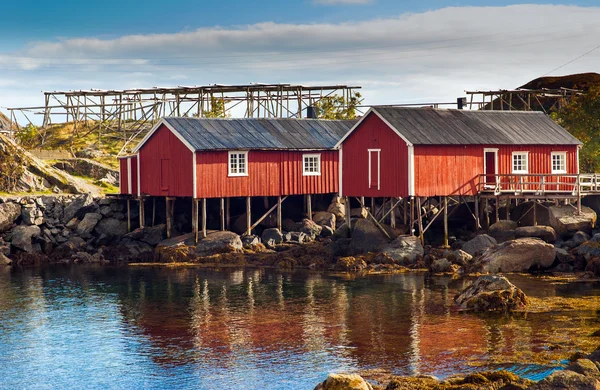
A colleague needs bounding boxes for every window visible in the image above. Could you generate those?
[303,154,321,176]
[512,152,528,173]
[551,152,567,173]
[228,151,248,176]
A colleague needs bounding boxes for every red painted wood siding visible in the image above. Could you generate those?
[341,112,409,197]
[130,156,138,196]
[139,125,194,197]
[414,145,580,196]
[118,156,138,195]
[194,150,338,198]
[119,158,128,194]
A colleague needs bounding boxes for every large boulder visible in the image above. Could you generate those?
[381,236,424,265]
[577,234,600,259]
[478,237,556,273]
[0,202,21,233]
[6,225,41,253]
[327,197,346,224]
[102,240,154,263]
[314,373,373,390]
[351,208,368,219]
[94,218,128,238]
[549,205,597,237]
[21,204,43,226]
[583,195,600,220]
[454,275,528,312]
[568,359,600,379]
[123,224,167,246]
[262,228,284,247]
[313,211,336,230]
[61,194,94,224]
[195,231,243,256]
[488,220,518,243]
[462,234,497,256]
[0,252,12,266]
[297,219,322,238]
[528,370,600,390]
[514,225,557,243]
[76,213,102,235]
[350,219,389,254]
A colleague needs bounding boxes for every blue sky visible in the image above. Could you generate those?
[1,1,599,122]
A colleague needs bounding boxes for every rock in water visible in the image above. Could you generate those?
[195,231,243,256]
[0,202,21,233]
[478,237,556,273]
[462,234,497,256]
[314,373,373,390]
[335,257,367,272]
[6,225,41,253]
[454,275,528,312]
[528,370,600,390]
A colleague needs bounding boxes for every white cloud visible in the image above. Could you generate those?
[1,4,600,121]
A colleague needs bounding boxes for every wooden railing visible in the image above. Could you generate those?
[478,173,600,195]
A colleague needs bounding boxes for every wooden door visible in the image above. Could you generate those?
[485,151,496,185]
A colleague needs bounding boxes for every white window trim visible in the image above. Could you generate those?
[228,151,249,177]
[368,148,381,190]
[512,151,529,174]
[551,151,567,174]
[302,153,321,176]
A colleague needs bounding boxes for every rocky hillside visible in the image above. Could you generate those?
[0,134,99,194]
[0,112,13,133]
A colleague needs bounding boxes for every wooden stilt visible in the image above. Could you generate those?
[474,196,480,234]
[409,197,415,236]
[152,197,156,227]
[485,198,490,229]
[390,198,396,229]
[344,196,351,237]
[139,198,145,229]
[416,197,424,245]
[202,198,207,239]
[226,198,231,230]
[220,198,225,231]
[192,199,198,243]
[246,196,251,236]
[403,198,407,225]
[127,199,131,232]
[277,196,282,231]
[443,196,449,248]
[307,194,312,221]
[263,196,269,209]
[506,197,511,221]
[371,197,375,214]
[495,196,500,223]
[533,200,538,226]
[166,197,171,238]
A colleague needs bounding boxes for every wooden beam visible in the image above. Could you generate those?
[356,197,391,241]
[202,198,207,239]
[443,197,449,248]
[192,199,198,243]
[152,197,156,227]
[226,198,231,230]
[166,197,172,239]
[277,196,282,231]
[533,201,537,226]
[138,198,145,229]
[220,198,225,231]
[416,197,424,245]
[409,197,415,236]
[390,198,396,229]
[345,196,351,237]
[246,196,251,236]
[246,196,288,234]
[475,195,480,234]
[307,194,312,220]
[127,199,131,232]
[377,198,403,224]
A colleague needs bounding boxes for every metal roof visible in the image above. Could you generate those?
[372,107,582,145]
[162,117,357,151]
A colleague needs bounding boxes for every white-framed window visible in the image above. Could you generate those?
[303,153,321,176]
[512,151,529,174]
[551,151,567,174]
[228,151,248,176]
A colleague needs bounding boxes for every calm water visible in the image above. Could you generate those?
[1,266,599,390]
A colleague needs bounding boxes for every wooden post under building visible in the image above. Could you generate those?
[246,196,251,236]
[443,196,449,248]
[202,198,207,239]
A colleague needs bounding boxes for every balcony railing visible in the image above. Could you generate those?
[478,173,600,196]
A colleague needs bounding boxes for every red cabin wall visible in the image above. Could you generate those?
[195,150,339,198]
[130,156,138,196]
[139,125,194,197]
[413,144,580,197]
[118,156,138,195]
[341,112,409,197]
[119,159,128,194]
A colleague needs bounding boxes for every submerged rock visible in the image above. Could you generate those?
[462,234,497,256]
[314,373,373,390]
[454,275,527,312]
[477,237,556,273]
[335,257,367,272]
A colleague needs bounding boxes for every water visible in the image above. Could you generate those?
[1,266,599,389]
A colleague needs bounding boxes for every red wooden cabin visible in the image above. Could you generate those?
[123,117,355,199]
[336,107,582,198]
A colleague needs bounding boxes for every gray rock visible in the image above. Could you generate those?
[573,231,591,246]
[195,231,243,256]
[555,247,573,264]
[99,206,114,217]
[76,213,102,235]
[282,218,296,232]
[350,219,389,254]
[241,235,260,247]
[462,234,497,256]
[549,205,597,237]
[123,224,166,246]
[262,228,284,247]
[320,226,334,238]
[351,207,368,219]
[110,202,125,213]
[327,198,346,223]
[528,370,600,390]
[95,218,128,238]
[553,263,574,272]
[0,202,21,233]
[381,235,424,265]
[313,211,336,230]
[314,373,373,390]
[21,205,43,226]
[568,359,600,379]
[297,219,322,238]
[515,225,557,243]
[7,225,41,253]
[454,275,528,312]
[488,220,518,242]
[66,218,79,230]
[0,252,12,266]
[61,194,94,224]
[447,249,473,266]
[113,212,125,220]
[431,258,453,273]
[478,237,556,273]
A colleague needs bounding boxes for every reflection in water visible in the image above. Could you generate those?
[0,267,599,389]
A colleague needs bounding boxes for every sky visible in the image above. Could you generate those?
[1,0,599,123]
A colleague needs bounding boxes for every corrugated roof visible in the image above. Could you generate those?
[372,107,582,145]
[163,117,356,151]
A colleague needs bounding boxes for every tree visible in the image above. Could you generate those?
[15,123,40,149]
[201,96,228,118]
[553,84,600,173]
[313,92,363,120]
